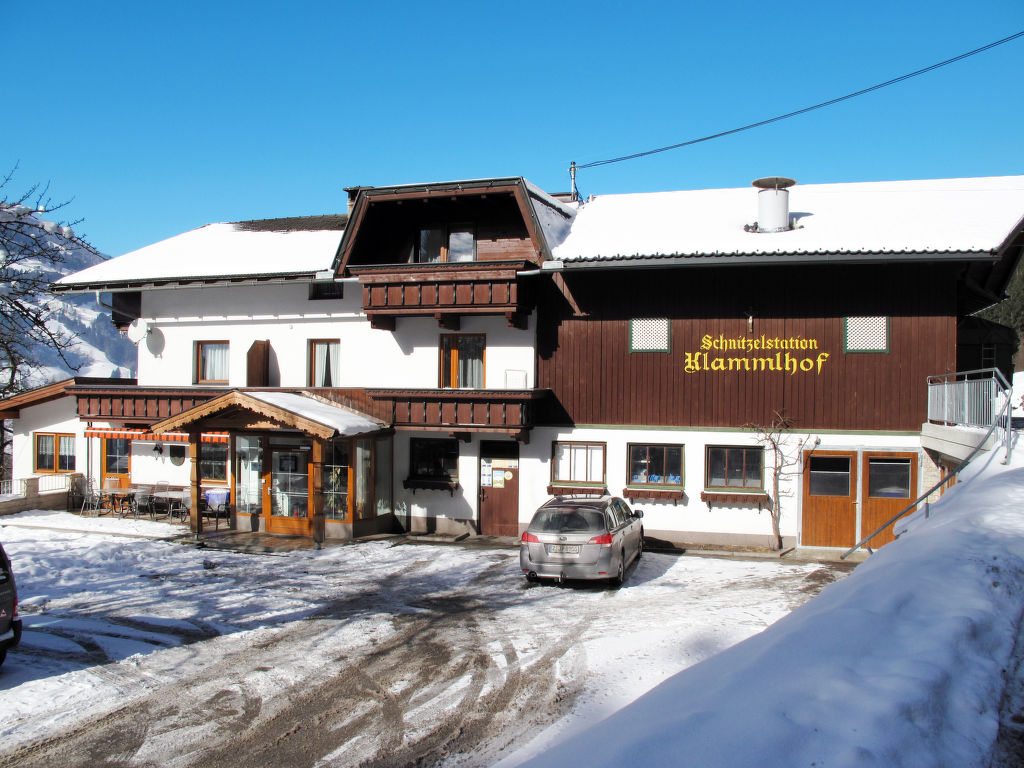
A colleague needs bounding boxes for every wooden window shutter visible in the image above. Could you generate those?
[247,340,271,386]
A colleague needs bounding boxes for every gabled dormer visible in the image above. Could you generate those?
[333,178,574,330]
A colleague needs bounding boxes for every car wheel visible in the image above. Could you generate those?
[636,531,644,559]
[0,648,5,667]
[610,553,625,587]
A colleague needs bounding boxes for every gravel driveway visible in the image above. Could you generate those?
[0,526,852,767]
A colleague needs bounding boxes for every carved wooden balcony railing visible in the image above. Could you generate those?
[68,385,224,426]
[351,261,534,330]
[366,388,547,441]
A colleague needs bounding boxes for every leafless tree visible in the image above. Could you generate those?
[746,410,812,551]
[0,165,99,479]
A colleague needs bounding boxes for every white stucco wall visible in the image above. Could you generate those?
[135,283,535,390]
[10,396,85,481]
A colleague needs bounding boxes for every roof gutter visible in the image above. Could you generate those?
[536,251,998,271]
[516,261,564,277]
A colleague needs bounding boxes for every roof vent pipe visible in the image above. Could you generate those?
[751,177,796,233]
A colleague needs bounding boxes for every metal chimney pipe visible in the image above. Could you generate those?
[752,177,797,233]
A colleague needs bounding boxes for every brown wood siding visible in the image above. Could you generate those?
[536,263,959,432]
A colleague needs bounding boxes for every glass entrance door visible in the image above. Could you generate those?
[266,444,312,534]
[235,436,263,530]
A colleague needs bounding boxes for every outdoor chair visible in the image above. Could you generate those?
[80,479,102,517]
[201,489,232,531]
[128,490,159,520]
[168,490,191,523]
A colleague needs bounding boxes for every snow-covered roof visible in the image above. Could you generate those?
[55,216,346,290]
[245,391,385,436]
[552,175,1024,262]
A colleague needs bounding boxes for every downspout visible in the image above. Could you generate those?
[94,291,115,311]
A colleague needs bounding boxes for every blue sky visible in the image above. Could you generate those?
[4,1,1023,257]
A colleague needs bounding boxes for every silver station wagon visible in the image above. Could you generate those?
[520,496,644,585]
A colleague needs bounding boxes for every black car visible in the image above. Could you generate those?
[0,540,22,667]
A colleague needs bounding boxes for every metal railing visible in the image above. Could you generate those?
[842,368,1015,560]
[37,474,74,493]
[928,367,1013,459]
[1,474,76,497]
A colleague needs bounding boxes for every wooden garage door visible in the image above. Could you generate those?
[860,452,918,548]
[801,450,857,548]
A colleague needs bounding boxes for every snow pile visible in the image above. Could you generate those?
[521,443,1024,768]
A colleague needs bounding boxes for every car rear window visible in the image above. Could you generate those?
[530,507,606,533]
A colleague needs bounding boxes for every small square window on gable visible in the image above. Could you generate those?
[844,316,889,353]
[630,318,671,353]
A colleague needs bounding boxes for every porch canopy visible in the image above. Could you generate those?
[150,389,387,440]
[150,389,388,536]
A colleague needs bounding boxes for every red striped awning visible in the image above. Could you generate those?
[83,428,230,444]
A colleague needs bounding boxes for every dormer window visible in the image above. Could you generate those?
[414,223,475,263]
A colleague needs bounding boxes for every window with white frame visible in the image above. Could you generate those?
[552,441,605,486]
[309,339,341,387]
[196,341,229,383]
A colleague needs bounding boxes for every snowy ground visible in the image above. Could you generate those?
[521,437,1024,768]
[4,434,1024,768]
[0,512,847,768]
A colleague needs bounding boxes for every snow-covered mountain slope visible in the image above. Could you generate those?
[2,203,135,386]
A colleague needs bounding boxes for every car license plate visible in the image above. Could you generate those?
[548,544,580,554]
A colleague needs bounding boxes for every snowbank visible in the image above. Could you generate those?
[521,442,1024,768]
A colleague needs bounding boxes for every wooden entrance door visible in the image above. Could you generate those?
[801,450,858,547]
[264,447,313,535]
[860,452,918,548]
[479,441,520,536]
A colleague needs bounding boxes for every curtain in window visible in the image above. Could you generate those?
[202,343,229,381]
[313,341,340,387]
[58,435,75,471]
[36,435,55,471]
[458,336,484,388]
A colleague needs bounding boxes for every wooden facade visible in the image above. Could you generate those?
[352,261,533,329]
[367,389,545,440]
[69,385,223,426]
[536,263,959,432]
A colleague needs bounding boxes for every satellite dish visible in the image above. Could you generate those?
[126,319,149,344]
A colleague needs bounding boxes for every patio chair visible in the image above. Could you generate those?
[80,478,102,517]
[168,489,191,523]
[201,489,232,531]
[131,490,158,521]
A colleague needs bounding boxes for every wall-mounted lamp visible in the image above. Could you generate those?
[152,443,164,455]
[746,307,756,334]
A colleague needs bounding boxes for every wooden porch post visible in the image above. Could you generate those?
[312,438,325,548]
[189,430,204,536]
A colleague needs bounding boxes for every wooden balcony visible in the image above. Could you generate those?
[366,388,548,441]
[68,384,224,426]
[351,261,534,330]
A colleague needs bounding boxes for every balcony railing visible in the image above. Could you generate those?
[366,388,547,441]
[842,368,1015,560]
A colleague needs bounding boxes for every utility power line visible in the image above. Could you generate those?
[574,29,1024,171]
